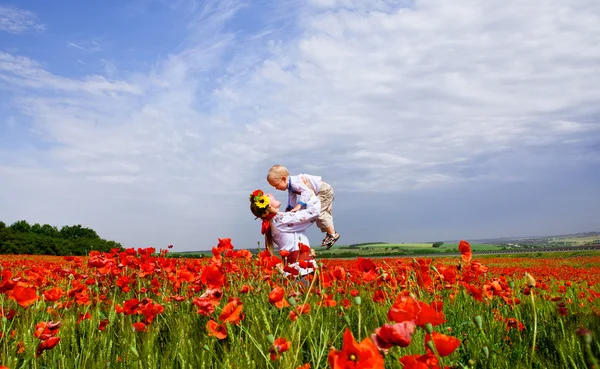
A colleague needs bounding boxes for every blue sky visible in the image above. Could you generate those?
[1,0,599,251]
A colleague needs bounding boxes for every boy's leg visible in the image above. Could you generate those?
[317,182,339,248]
[316,182,334,235]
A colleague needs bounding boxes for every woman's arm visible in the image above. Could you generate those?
[272,196,321,233]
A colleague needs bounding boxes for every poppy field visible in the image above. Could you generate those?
[0,239,599,369]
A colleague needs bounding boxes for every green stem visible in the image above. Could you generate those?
[358,305,362,340]
[529,289,537,368]
[238,324,274,368]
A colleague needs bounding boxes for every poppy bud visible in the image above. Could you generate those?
[473,315,483,330]
[509,281,515,289]
[354,296,361,306]
[482,346,489,358]
[343,315,351,326]
[266,334,275,344]
[426,340,436,353]
[525,273,536,288]
[424,323,434,334]
[287,297,297,307]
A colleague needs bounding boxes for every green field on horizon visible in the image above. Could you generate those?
[319,242,502,251]
[548,235,599,245]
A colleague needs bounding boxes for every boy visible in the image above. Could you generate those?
[267,165,340,249]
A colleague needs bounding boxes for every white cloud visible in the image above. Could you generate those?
[0,52,141,95]
[213,0,600,191]
[0,5,45,33]
[66,42,85,50]
[0,0,599,248]
[66,40,103,53]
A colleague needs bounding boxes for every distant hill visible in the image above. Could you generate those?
[443,231,600,245]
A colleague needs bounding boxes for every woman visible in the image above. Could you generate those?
[250,185,319,276]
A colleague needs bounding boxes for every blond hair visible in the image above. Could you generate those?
[267,165,289,183]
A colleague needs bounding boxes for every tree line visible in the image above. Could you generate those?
[0,220,122,256]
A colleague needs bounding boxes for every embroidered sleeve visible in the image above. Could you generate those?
[290,178,313,208]
[273,196,321,233]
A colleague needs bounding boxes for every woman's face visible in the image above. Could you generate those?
[267,193,281,210]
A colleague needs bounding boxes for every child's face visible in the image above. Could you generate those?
[269,176,288,191]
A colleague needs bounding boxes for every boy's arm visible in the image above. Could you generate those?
[289,178,313,209]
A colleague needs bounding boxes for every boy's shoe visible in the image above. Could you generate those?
[323,233,340,250]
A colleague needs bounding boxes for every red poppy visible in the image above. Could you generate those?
[34,321,61,340]
[332,266,347,281]
[193,297,219,316]
[296,303,311,315]
[98,319,109,331]
[356,258,377,273]
[0,270,16,293]
[122,298,140,315]
[299,242,311,254]
[36,336,60,357]
[290,303,311,321]
[200,265,226,289]
[425,332,461,356]
[77,312,91,324]
[268,286,290,309]
[371,321,416,350]
[43,287,63,302]
[506,318,525,331]
[219,299,244,325]
[372,290,387,303]
[10,285,37,308]
[140,300,164,323]
[399,353,438,369]
[0,308,16,321]
[207,320,227,340]
[388,295,446,327]
[269,337,291,360]
[328,328,385,369]
[320,294,337,307]
[132,322,146,332]
[458,240,472,263]
[217,238,234,251]
[239,285,253,294]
